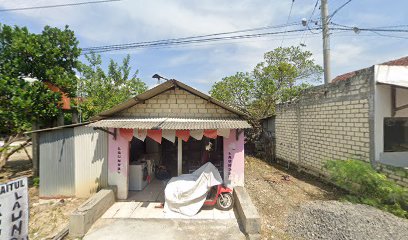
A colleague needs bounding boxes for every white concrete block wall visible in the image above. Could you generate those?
[276,68,372,175]
[115,89,237,118]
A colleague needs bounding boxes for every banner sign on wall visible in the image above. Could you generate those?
[0,177,29,240]
[223,130,245,187]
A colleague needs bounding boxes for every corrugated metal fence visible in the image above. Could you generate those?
[39,128,75,197]
[39,126,108,198]
[74,126,108,198]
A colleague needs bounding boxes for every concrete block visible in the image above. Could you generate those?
[233,186,261,235]
[69,189,115,238]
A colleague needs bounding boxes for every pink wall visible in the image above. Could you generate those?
[108,128,129,199]
[223,129,245,187]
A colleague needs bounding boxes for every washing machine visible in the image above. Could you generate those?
[129,161,148,191]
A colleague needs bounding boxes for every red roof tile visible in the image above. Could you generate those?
[332,71,358,83]
[331,56,408,83]
[380,56,408,66]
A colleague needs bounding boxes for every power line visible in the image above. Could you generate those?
[329,0,353,21]
[369,31,408,40]
[82,21,302,52]
[332,27,408,34]
[331,22,408,30]
[299,0,320,45]
[330,22,408,33]
[0,0,121,12]
[82,28,317,54]
[83,28,315,54]
[81,21,408,55]
[280,0,296,46]
[81,25,408,54]
[112,34,325,52]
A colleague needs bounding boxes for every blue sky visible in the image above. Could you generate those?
[1,0,407,93]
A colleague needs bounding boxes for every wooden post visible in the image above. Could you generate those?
[391,86,396,117]
[32,122,40,177]
[177,138,182,176]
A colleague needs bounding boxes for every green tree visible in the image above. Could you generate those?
[210,72,255,116]
[209,46,323,120]
[77,53,147,120]
[0,24,80,168]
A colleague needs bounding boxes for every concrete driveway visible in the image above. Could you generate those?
[83,201,246,240]
[84,218,246,240]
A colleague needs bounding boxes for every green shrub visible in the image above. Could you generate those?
[33,177,40,187]
[325,159,408,218]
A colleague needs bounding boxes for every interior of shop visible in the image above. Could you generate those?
[127,136,224,201]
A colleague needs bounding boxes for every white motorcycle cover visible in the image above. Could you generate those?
[164,162,223,216]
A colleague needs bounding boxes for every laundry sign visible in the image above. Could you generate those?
[223,130,245,187]
[0,177,29,240]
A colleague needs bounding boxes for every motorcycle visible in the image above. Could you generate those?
[203,184,234,211]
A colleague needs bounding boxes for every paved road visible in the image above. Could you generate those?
[84,218,246,240]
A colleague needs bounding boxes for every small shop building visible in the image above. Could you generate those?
[33,80,251,199]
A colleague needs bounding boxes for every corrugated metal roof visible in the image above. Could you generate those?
[91,79,246,120]
[25,122,91,134]
[88,117,251,129]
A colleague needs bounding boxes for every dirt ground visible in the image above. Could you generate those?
[0,147,85,240]
[244,156,344,240]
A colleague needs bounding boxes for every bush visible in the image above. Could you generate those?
[325,159,408,218]
[33,177,40,187]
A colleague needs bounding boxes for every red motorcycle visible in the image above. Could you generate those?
[203,185,234,211]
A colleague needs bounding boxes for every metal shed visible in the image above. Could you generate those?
[39,127,75,197]
[37,125,108,198]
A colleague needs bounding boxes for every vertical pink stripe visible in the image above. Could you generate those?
[223,129,245,186]
[108,128,129,176]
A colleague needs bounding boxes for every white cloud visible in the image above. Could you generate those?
[1,0,407,91]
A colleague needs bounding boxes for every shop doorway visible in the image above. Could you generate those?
[127,135,224,201]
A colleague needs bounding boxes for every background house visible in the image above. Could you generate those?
[275,56,408,187]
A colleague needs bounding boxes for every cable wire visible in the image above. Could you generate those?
[0,0,121,12]
[82,28,317,54]
[330,22,408,33]
[329,0,353,21]
[369,31,408,40]
[83,21,302,52]
[280,0,296,46]
[299,0,320,45]
[82,22,408,55]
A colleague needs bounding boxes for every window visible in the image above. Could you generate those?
[384,118,408,152]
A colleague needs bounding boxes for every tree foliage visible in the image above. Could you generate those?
[0,24,80,96]
[77,53,147,120]
[0,23,80,167]
[210,72,255,112]
[0,24,80,134]
[209,46,323,120]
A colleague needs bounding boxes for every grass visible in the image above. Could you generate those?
[325,159,408,218]
[33,177,40,187]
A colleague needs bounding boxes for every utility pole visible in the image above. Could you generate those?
[321,0,331,84]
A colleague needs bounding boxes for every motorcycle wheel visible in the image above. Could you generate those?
[216,192,234,211]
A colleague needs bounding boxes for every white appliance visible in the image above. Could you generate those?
[129,161,148,191]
